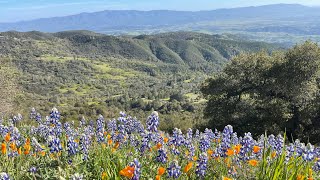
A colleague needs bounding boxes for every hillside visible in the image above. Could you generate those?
[0,4,320,45]
[0,31,277,71]
[0,31,279,131]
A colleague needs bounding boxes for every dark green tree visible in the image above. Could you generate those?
[202,41,320,143]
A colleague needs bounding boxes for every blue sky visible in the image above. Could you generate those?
[0,0,319,22]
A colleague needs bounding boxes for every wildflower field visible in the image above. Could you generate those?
[0,108,319,180]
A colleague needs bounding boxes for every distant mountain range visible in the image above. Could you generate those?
[0,4,318,33]
[1,4,319,45]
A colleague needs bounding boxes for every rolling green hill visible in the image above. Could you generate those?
[0,30,279,130]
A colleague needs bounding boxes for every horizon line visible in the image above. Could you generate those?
[0,3,315,24]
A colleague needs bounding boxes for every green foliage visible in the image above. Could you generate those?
[202,41,320,143]
[0,31,276,131]
[0,58,20,114]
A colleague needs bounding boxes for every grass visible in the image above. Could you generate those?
[58,84,93,96]
[93,63,139,79]
[40,55,90,62]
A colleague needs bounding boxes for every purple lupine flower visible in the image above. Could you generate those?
[129,134,139,147]
[231,132,239,145]
[35,113,42,123]
[130,158,141,180]
[10,126,21,146]
[239,132,255,161]
[169,128,185,147]
[30,108,37,120]
[146,111,159,132]
[187,144,195,161]
[0,172,10,180]
[80,133,90,160]
[11,114,22,124]
[139,131,151,154]
[120,111,126,117]
[214,128,221,142]
[29,167,37,174]
[107,119,117,133]
[285,143,295,162]
[196,152,208,178]
[199,135,210,152]
[67,136,79,156]
[156,148,168,163]
[303,143,315,161]
[80,116,86,127]
[294,139,304,157]
[96,115,105,143]
[31,137,44,153]
[132,118,144,134]
[70,173,83,180]
[167,160,181,179]
[49,108,60,125]
[186,128,193,140]
[275,134,284,153]
[118,113,127,124]
[48,136,63,153]
[195,129,200,140]
[204,128,215,140]
[314,159,320,171]
[221,125,233,149]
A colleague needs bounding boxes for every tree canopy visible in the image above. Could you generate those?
[202,41,320,143]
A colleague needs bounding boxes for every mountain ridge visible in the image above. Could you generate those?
[0,30,279,72]
[1,4,319,34]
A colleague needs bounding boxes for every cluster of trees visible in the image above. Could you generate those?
[202,42,320,143]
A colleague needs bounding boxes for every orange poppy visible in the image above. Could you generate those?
[248,159,258,167]
[271,151,277,158]
[1,143,6,154]
[253,146,261,153]
[164,137,169,143]
[207,149,214,156]
[24,143,31,151]
[308,168,313,180]
[40,151,46,156]
[297,174,305,180]
[156,143,162,150]
[4,133,10,142]
[223,177,233,180]
[226,148,234,156]
[114,142,120,149]
[120,166,135,178]
[101,172,107,180]
[9,142,17,151]
[158,167,166,176]
[183,162,193,173]
[193,156,198,161]
[26,138,31,145]
[234,144,241,154]
[108,139,113,145]
[18,147,22,155]
[24,150,30,155]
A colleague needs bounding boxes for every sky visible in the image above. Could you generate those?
[0,0,320,22]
